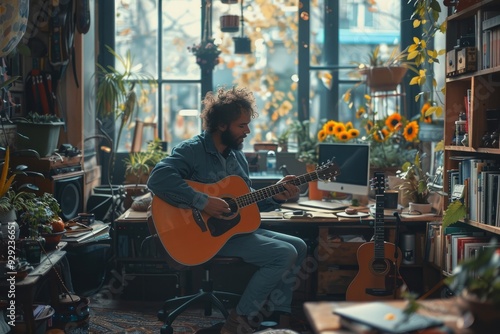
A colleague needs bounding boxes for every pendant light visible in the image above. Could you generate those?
[233,0,251,54]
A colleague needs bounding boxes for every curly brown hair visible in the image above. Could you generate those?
[200,86,258,132]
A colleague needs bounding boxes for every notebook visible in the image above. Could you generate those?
[333,302,443,334]
[298,200,348,211]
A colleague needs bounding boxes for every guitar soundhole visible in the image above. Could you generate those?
[371,259,389,275]
[221,197,239,218]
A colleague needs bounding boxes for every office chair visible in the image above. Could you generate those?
[146,213,242,334]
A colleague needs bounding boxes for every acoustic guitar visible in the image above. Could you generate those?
[346,172,405,301]
[151,161,340,266]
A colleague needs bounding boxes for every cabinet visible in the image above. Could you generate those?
[443,0,500,270]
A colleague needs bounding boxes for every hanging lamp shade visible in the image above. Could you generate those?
[0,0,29,56]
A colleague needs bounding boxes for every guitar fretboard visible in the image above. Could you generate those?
[236,170,320,207]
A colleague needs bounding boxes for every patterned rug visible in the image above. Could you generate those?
[88,307,225,333]
[67,295,225,334]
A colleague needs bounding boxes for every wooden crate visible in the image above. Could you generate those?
[317,268,358,295]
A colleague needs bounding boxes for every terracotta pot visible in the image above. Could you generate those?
[220,15,239,32]
[360,66,407,92]
[42,231,65,250]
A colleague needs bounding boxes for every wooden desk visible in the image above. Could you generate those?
[3,245,67,332]
[303,299,473,334]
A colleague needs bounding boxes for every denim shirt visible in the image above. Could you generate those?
[147,131,281,212]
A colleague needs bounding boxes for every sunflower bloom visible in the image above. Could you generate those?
[336,131,351,142]
[333,123,346,135]
[373,128,389,142]
[317,129,328,142]
[345,121,354,130]
[403,121,419,141]
[421,102,432,123]
[348,128,360,139]
[385,113,402,131]
[324,120,337,135]
[356,107,366,119]
[365,120,373,133]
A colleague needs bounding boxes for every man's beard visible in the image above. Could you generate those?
[221,128,244,150]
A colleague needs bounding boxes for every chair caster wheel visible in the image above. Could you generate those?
[160,324,174,334]
[158,309,167,321]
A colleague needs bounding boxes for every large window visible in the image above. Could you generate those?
[104,0,409,153]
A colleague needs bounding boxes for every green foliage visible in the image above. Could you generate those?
[14,112,63,123]
[396,152,431,204]
[19,193,61,237]
[123,139,168,185]
[288,120,319,166]
[442,200,467,229]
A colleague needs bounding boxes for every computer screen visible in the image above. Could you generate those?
[317,142,371,196]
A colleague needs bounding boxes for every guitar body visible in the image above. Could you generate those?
[151,175,261,266]
[345,172,406,301]
[151,162,340,266]
[346,241,404,301]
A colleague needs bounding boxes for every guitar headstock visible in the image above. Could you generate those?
[316,160,341,181]
[370,172,386,195]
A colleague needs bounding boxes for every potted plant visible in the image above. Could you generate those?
[354,45,415,92]
[396,152,432,213]
[445,240,500,330]
[95,45,156,183]
[123,139,167,209]
[13,112,65,157]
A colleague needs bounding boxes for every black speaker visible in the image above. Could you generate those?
[53,173,84,221]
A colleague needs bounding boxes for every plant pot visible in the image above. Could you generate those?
[15,121,64,157]
[360,66,407,92]
[42,230,64,250]
[457,290,500,330]
[220,15,239,32]
[408,202,432,214]
[234,36,252,54]
[21,237,45,265]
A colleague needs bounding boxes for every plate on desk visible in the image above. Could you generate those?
[336,211,370,218]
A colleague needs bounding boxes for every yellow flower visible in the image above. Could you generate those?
[348,128,360,139]
[345,121,354,130]
[373,128,389,142]
[365,120,373,133]
[421,102,432,123]
[333,122,346,135]
[403,121,419,141]
[336,131,351,142]
[323,120,337,135]
[385,113,402,131]
[317,129,328,142]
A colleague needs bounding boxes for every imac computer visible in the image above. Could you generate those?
[317,142,371,196]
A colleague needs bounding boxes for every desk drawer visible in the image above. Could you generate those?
[318,241,363,266]
[317,268,357,295]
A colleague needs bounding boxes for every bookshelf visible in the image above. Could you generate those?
[442,0,500,276]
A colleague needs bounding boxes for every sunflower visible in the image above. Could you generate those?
[345,121,354,130]
[323,120,337,135]
[356,106,366,119]
[364,120,374,133]
[373,128,389,142]
[348,128,360,139]
[336,131,351,141]
[403,120,419,141]
[333,122,346,135]
[421,102,432,123]
[317,129,328,142]
[385,113,402,131]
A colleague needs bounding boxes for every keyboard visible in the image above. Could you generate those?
[298,200,348,211]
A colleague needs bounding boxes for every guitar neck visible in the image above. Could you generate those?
[374,194,385,260]
[237,169,320,208]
